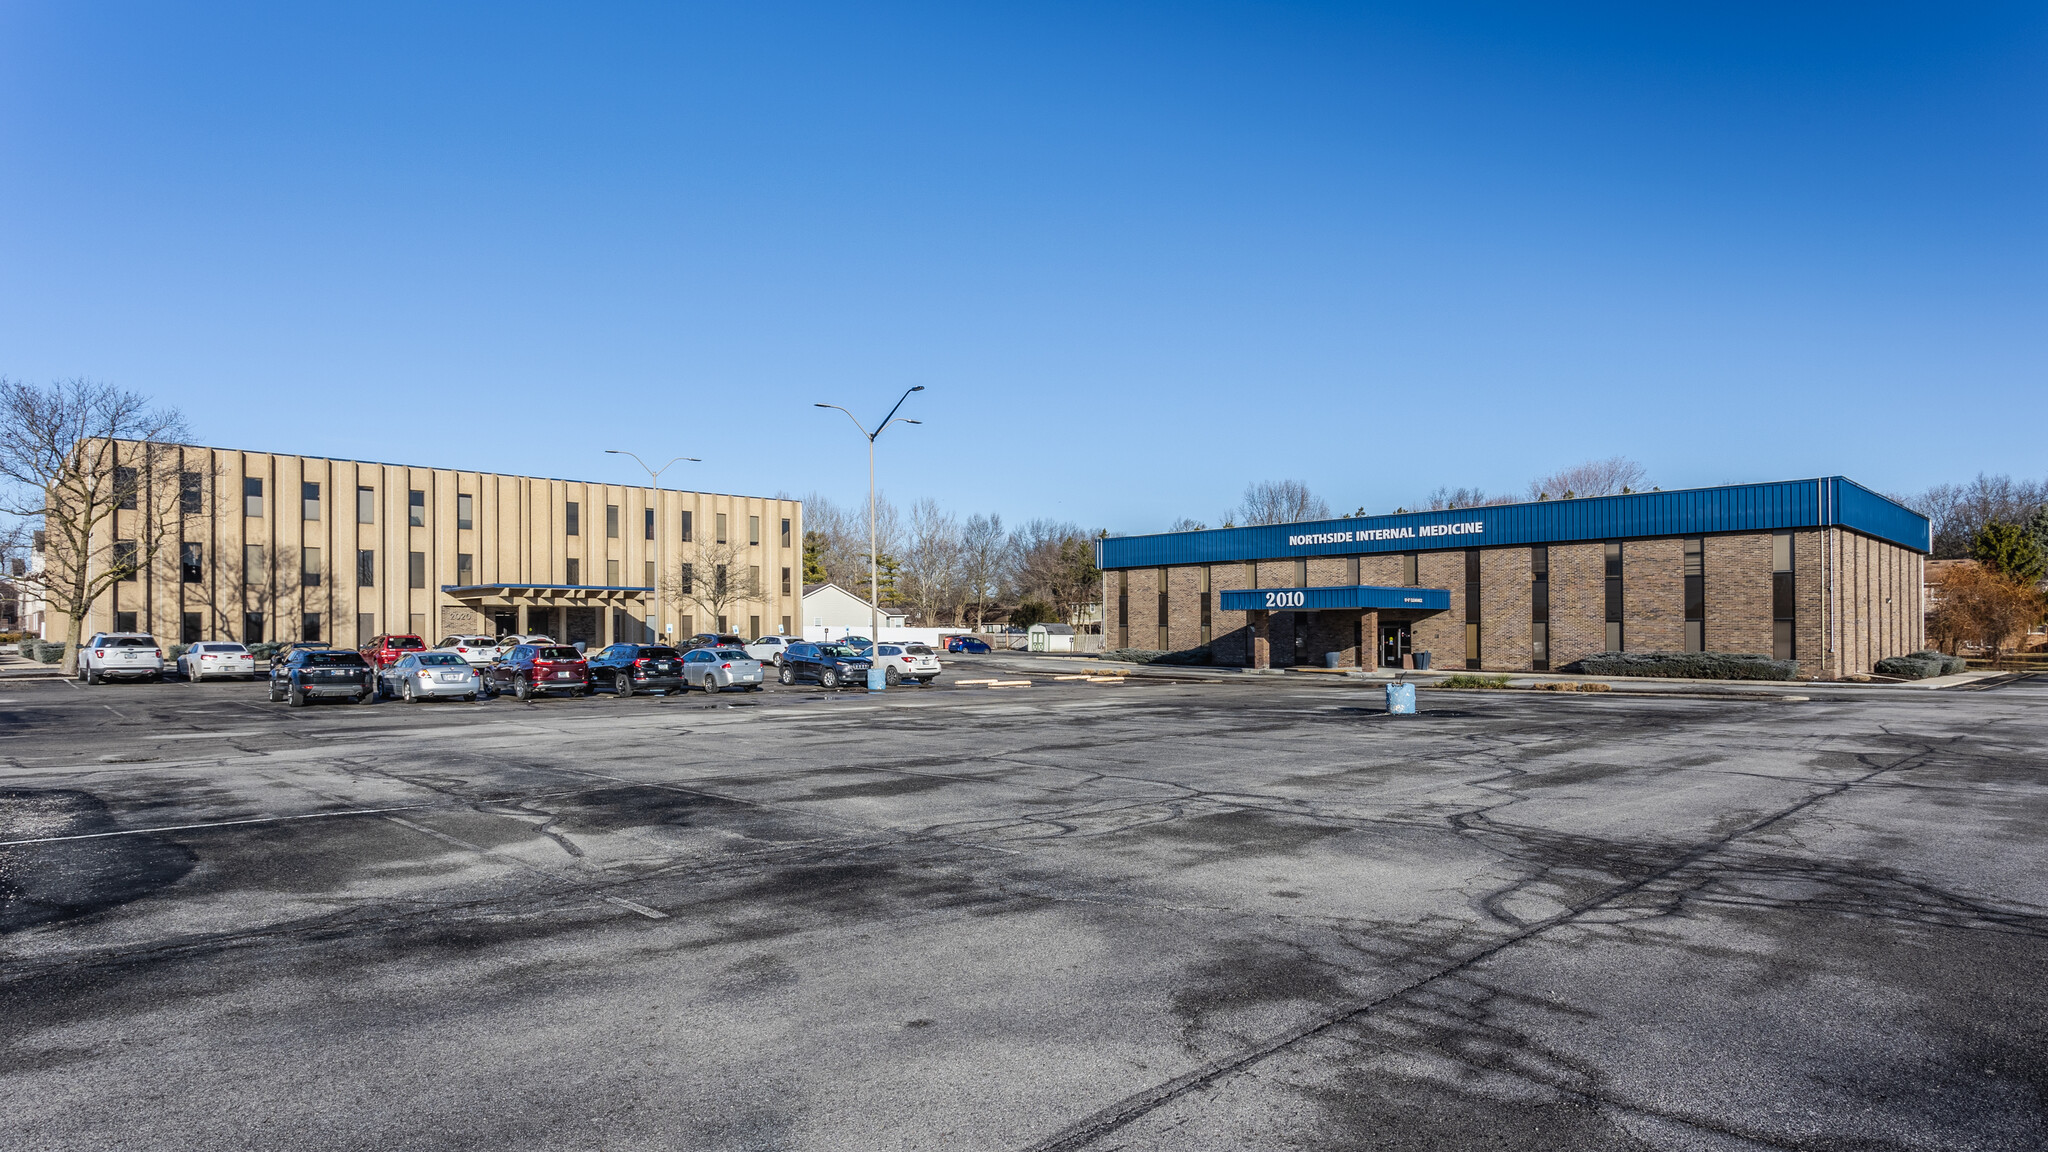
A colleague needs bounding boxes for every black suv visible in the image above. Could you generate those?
[585,644,684,696]
[269,648,375,707]
[778,642,874,689]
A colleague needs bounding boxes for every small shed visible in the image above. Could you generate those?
[1028,623,1077,653]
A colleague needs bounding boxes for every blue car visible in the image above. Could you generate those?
[946,636,991,653]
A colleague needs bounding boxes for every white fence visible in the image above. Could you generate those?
[803,625,1104,653]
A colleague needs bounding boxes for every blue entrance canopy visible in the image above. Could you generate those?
[1218,585,1451,613]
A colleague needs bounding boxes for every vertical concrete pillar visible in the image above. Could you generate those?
[1249,610,1271,669]
[1360,609,1378,669]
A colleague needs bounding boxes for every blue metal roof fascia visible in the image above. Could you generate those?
[440,584,656,593]
[1219,585,1452,612]
[1099,477,1929,569]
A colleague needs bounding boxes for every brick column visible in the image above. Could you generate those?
[1360,609,1378,669]
[1249,611,1271,669]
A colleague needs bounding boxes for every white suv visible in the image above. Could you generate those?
[875,643,941,686]
[743,635,804,666]
[435,634,502,667]
[78,633,166,685]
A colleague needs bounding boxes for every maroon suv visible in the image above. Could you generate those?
[486,643,590,701]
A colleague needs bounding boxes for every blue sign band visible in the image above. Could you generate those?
[1218,585,1452,612]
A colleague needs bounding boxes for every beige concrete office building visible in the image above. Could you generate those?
[78,442,802,649]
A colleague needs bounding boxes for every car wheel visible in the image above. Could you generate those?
[618,673,634,699]
[884,666,901,687]
[358,685,377,704]
[464,693,477,703]
[778,665,795,686]
[403,679,418,704]
[268,678,284,703]
[288,685,307,708]
[821,668,839,689]
[515,675,531,702]
[85,667,101,686]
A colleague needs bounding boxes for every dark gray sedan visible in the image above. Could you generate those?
[375,652,484,703]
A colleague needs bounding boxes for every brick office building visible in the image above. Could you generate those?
[1097,478,1928,680]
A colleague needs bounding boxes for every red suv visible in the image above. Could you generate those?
[360,634,428,671]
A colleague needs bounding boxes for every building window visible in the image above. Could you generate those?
[565,502,580,536]
[644,560,655,587]
[243,477,264,518]
[1402,553,1418,586]
[1345,556,1360,585]
[302,547,322,588]
[1117,571,1129,648]
[749,516,761,546]
[243,612,265,644]
[680,614,694,636]
[680,563,693,594]
[781,566,792,596]
[1157,567,1170,650]
[1604,542,1623,652]
[781,518,792,548]
[112,540,138,581]
[357,486,375,524]
[644,508,654,540]
[357,550,375,587]
[566,558,581,585]
[457,494,473,530]
[181,612,202,643]
[1244,562,1257,589]
[408,551,426,589]
[1293,559,1307,587]
[1530,546,1550,671]
[781,615,792,635]
[453,553,470,585]
[180,542,203,583]
[244,544,265,586]
[1683,538,1705,653]
[302,613,322,642]
[115,465,138,510]
[1464,549,1482,669]
[1773,531,1796,661]
[680,510,693,542]
[714,565,728,597]
[1199,565,1212,645]
[357,613,376,648]
[606,504,620,538]
[749,614,761,639]
[607,559,620,585]
[409,490,426,527]
[303,482,321,521]
[716,513,728,544]
[179,471,203,514]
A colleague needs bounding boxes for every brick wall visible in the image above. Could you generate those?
[1413,551,1467,665]
[1622,537,1686,652]
[1548,543,1607,668]
[1796,531,1828,678]
[1476,547,1531,670]
[1704,533,1773,656]
[1166,565,1202,652]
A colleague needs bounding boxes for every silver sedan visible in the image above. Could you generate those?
[376,652,484,703]
[682,647,765,692]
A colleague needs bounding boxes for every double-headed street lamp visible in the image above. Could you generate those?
[606,450,701,637]
[815,386,923,653]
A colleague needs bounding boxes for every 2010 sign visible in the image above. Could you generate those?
[1262,591,1306,608]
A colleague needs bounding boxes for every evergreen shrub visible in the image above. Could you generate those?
[1874,650,1968,679]
[1561,651,1797,680]
[1101,645,1213,665]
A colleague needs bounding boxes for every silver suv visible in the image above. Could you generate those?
[78,633,166,685]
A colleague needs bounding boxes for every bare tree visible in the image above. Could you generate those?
[1527,457,1649,501]
[173,540,302,643]
[1229,480,1330,526]
[958,512,1006,629]
[801,488,902,607]
[659,538,763,635]
[1009,519,1100,626]
[0,379,189,671]
[1896,474,2048,559]
[1424,486,1518,510]
[1166,517,1207,532]
[897,497,963,626]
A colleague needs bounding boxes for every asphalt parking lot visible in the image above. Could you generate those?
[2,665,2044,1150]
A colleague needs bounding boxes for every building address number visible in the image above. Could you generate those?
[1262,591,1307,608]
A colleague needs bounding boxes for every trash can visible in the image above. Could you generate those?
[1385,683,1416,714]
[1324,651,1341,669]
[1415,651,1431,671]
[866,667,888,691]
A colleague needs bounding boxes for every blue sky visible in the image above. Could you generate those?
[1,2,2041,533]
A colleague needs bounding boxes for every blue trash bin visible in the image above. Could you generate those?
[1415,651,1431,671]
[1385,683,1416,714]
[1324,651,1341,669]
[866,667,888,691]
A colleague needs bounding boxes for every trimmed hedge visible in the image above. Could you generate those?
[33,641,67,664]
[1561,651,1797,681]
[1874,650,1968,679]
[248,642,283,662]
[1439,674,1512,689]
[1100,645,1214,665]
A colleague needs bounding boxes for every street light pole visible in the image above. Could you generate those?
[815,387,924,655]
[605,450,701,638]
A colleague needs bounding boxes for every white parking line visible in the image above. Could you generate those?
[600,895,669,920]
[0,804,432,846]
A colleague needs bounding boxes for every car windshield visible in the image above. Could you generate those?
[820,645,864,657]
[904,645,933,655]
[307,652,368,667]
[534,646,581,660]
[111,636,155,647]
[417,653,466,666]
[713,649,750,660]
[391,637,426,649]
[640,648,679,659]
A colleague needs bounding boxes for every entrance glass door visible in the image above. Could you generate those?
[1379,623,1412,668]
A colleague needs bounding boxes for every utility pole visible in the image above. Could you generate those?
[815,387,924,654]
